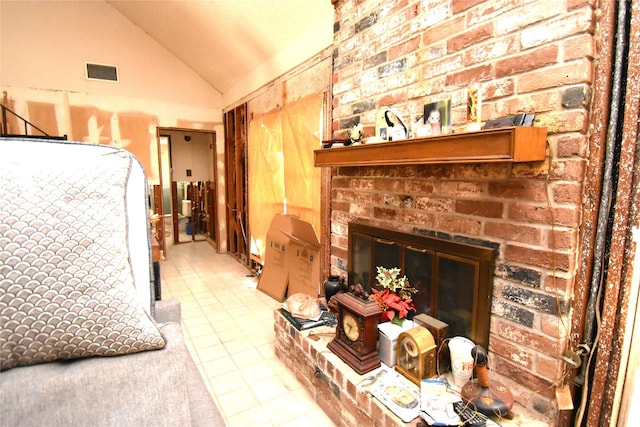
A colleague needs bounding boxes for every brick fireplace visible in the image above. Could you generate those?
[322,0,595,422]
[326,160,571,421]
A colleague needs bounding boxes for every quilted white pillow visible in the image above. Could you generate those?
[0,140,165,371]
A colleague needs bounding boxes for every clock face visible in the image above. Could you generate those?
[342,312,360,342]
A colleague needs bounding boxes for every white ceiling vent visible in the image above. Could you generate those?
[86,62,119,82]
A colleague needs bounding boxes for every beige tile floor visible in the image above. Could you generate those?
[160,241,336,427]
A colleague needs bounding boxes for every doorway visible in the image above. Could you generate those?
[155,129,217,254]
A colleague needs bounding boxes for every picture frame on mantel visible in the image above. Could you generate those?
[423,99,451,137]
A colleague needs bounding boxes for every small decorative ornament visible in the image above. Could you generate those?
[461,345,514,417]
[323,274,341,303]
[348,123,364,144]
[370,266,418,326]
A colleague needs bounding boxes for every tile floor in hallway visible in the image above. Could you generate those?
[160,241,336,427]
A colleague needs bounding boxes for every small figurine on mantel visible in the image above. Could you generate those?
[348,282,370,299]
[347,123,364,144]
[326,279,370,315]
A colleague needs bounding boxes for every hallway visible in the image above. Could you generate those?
[160,241,335,426]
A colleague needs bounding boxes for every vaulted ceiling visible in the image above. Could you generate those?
[108,0,335,96]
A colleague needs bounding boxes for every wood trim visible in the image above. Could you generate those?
[314,126,547,167]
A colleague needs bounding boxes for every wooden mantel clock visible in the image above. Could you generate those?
[327,292,382,375]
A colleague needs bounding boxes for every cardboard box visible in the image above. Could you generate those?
[257,214,321,302]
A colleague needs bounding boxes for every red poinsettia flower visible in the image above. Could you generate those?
[371,267,418,325]
[371,288,416,324]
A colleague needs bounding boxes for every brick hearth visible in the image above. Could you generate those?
[274,310,548,426]
[274,310,414,426]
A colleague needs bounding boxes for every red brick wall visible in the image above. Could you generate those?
[329,0,596,421]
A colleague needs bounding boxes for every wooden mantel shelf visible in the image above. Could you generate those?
[314,126,547,167]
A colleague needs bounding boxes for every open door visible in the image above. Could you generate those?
[156,129,217,252]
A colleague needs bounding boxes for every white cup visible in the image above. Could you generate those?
[449,337,475,387]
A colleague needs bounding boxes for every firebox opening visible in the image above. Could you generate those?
[348,221,496,349]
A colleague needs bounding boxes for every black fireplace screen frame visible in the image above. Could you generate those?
[347,221,496,349]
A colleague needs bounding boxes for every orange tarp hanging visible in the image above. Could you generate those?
[280,93,322,235]
[248,93,323,262]
[248,111,284,260]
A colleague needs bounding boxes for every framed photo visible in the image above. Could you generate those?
[467,87,481,123]
[423,99,451,136]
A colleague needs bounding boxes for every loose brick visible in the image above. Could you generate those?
[389,36,420,60]
[540,313,570,339]
[452,0,485,14]
[501,283,569,315]
[491,335,535,369]
[399,210,437,227]
[464,34,518,67]
[508,202,579,227]
[517,59,593,93]
[562,85,590,108]
[497,264,542,288]
[521,8,595,49]
[493,355,556,398]
[448,22,494,53]
[549,158,586,181]
[373,206,399,221]
[445,63,492,87]
[554,133,588,158]
[544,274,572,295]
[564,33,595,61]
[537,352,564,380]
[496,44,559,78]
[493,298,535,327]
[355,11,378,33]
[415,196,453,212]
[488,180,547,202]
[495,0,566,35]
[378,58,407,78]
[495,319,561,357]
[483,77,516,100]
[505,244,571,271]
[437,214,483,235]
[551,183,581,205]
[455,199,504,217]
[547,227,577,251]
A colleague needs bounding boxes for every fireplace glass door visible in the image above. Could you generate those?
[348,222,495,349]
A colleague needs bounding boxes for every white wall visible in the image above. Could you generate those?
[0,0,221,107]
[222,12,334,108]
[166,131,214,182]
[0,0,225,186]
